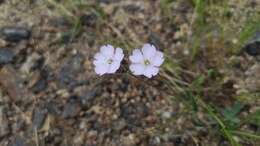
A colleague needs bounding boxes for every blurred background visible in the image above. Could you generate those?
[0,0,259,146]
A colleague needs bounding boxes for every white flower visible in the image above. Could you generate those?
[129,44,164,78]
[93,44,124,75]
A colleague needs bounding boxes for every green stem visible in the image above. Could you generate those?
[231,130,260,140]
[197,97,241,146]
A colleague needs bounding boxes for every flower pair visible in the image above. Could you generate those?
[93,44,164,78]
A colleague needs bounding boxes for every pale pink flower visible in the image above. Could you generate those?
[93,44,124,75]
[129,44,164,78]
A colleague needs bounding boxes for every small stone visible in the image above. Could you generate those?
[14,117,26,132]
[11,136,25,146]
[120,102,149,126]
[57,53,85,89]
[0,66,31,102]
[113,119,126,132]
[46,102,61,115]
[244,42,260,56]
[0,39,7,47]
[0,26,30,42]
[123,4,142,14]
[32,78,47,92]
[0,106,10,138]
[148,136,161,145]
[31,78,47,93]
[161,111,172,119]
[243,31,260,56]
[79,89,98,109]
[62,99,81,118]
[20,52,41,74]
[121,134,140,146]
[0,48,14,64]
[32,107,47,130]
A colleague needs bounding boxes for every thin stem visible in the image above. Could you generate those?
[197,97,241,146]
[231,130,260,140]
[47,0,75,19]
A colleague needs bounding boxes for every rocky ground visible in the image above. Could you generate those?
[0,0,259,146]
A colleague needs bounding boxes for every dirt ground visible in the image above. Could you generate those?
[0,0,259,146]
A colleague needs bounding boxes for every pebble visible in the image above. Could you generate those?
[123,4,142,14]
[0,39,7,47]
[148,137,161,145]
[243,31,260,56]
[113,119,127,132]
[32,77,47,93]
[244,42,260,56]
[120,102,149,126]
[0,66,31,102]
[0,106,10,138]
[161,111,172,119]
[32,107,47,130]
[46,102,61,115]
[62,99,81,118]
[0,48,14,64]
[20,53,41,74]
[57,53,85,89]
[32,70,48,93]
[0,27,30,42]
[121,134,140,146]
[79,89,97,109]
[11,136,25,146]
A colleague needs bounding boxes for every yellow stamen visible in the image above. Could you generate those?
[107,59,113,64]
[144,59,150,65]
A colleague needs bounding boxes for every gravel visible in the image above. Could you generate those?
[0,48,14,64]
[32,107,47,130]
[0,106,10,138]
[0,1,258,146]
[11,136,26,146]
[0,27,30,42]
[62,99,81,118]
[57,53,85,89]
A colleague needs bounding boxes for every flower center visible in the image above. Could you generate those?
[144,59,150,66]
[107,58,113,64]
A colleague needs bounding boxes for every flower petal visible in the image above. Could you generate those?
[95,64,109,75]
[142,44,156,60]
[129,49,144,63]
[114,48,124,61]
[93,60,105,66]
[151,51,164,66]
[94,52,107,60]
[143,66,159,78]
[94,52,107,66]
[100,44,114,58]
[130,63,145,75]
[108,61,121,73]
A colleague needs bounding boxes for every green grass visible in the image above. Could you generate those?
[164,62,259,145]
[197,97,241,146]
[190,0,207,59]
[188,0,260,57]
[235,18,260,53]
